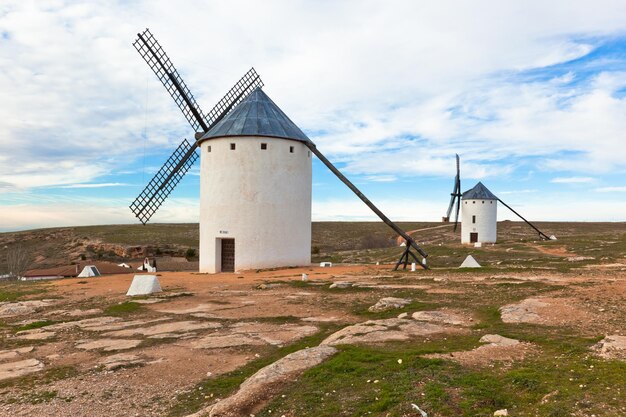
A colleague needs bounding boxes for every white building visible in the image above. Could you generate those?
[461,182,498,244]
[196,88,312,273]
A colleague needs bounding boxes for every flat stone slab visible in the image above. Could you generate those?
[301,316,340,323]
[0,359,44,381]
[47,316,169,332]
[133,298,164,304]
[500,298,548,323]
[354,284,430,290]
[15,328,56,340]
[321,318,451,346]
[76,338,142,351]
[191,323,318,349]
[190,334,266,349]
[104,320,221,337]
[329,281,353,289]
[0,346,34,362]
[412,310,468,326]
[426,334,533,367]
[480,334,520,346]
[205,346,338,417]
[368,297,412,312]
[47,316,120,331]
[592,335,626,360]
[156,304,219,315]
[45,308,103,318]
[99,353,146,371]
[0,300,57,317]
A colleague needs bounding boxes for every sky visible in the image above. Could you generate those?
[1,0,626,232]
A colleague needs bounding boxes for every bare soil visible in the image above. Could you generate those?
[0,262,624,416]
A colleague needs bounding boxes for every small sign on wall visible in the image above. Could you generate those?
[219,230,229,234]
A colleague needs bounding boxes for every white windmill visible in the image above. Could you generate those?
[443,155,555,244]
[129,29,430,273]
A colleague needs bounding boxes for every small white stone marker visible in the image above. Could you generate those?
[126,275,162,296]
[301,273,308,281]
[320,262,332,267]
[460,255,481,268]
[411,262,416,271]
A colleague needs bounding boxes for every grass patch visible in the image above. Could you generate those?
[104,301,142,316]
[167,324,342,417]
[254,338,626,417]
[255,316,302,324]
[0,282,48,302]
[0,365,78,390]
[14,320,56,332]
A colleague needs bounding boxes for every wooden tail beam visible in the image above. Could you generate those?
[497,198,551,240]
[305,142,428,269]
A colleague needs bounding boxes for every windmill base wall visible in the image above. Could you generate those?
[198,136,312,273]
[461,199,498,244]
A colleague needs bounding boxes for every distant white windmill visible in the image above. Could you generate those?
[443,155,555,244]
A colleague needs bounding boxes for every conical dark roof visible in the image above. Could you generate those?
[462,182,498,200]
[200,88,310,143]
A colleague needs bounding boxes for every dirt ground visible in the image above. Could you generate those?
[0,263,624,416]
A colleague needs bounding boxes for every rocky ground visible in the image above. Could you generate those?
[0,264,624,416]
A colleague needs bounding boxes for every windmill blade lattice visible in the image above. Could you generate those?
[131,28,264,224]
[133,28,210,132]
[130,139,198,224]
[203,68,263,130]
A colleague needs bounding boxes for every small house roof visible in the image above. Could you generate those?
[462,182,498,200]
[24,262,135,278]
[199,88,310,143]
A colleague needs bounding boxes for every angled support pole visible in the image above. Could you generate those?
[305,142,428,270]
[497,198,551,240]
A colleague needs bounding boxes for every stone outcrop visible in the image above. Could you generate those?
[368,297,412,312]
[205,346,337,417]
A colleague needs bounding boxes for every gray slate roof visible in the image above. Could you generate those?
[462,182,498,200]
[200,88,310,143]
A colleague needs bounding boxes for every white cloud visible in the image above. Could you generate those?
[551,177,595,184]
[0,197,198,232]
[313,196,626,223]
[595,186,626,192]
[56,182,131,189]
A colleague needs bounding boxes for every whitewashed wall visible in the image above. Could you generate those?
[198,136,312,272]
[461,198,497,244]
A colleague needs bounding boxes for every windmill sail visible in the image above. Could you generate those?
[134,28,209,132]
[444,154,462,230]
[130,29,264,224]
[129,139,198,224]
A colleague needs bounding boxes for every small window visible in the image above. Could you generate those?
[482,200,485,204]
[207,145,211,153]
[261,143,267,150]
[464,201,467,204]
[289,146,294,153]
[472,201,475,204]
[472,215,476,224]
[230,143,236,150]
[308,151,311,157]
[490,201,493,204]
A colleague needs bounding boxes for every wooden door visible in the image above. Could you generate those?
[221,239,235,272]
[470,233,478,243]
